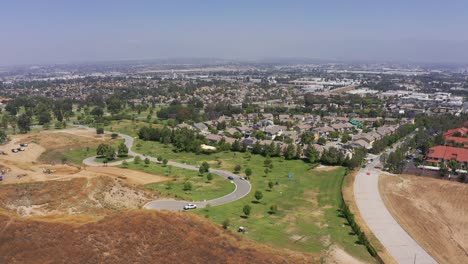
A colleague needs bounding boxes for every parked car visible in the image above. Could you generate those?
[227,176,234,180]
[183,204,197,210]
[20,143,28,147]
[11,149,18,153]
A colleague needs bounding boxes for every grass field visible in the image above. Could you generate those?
[106,121,374,261]
[124,162,235,201]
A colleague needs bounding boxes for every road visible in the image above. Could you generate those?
[78,126,252,211]
[354,137,438,264]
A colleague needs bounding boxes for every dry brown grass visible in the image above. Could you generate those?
[342,170,397,264]
[0,210,311,264]
[0,176,158,217]
[380,174,468,264]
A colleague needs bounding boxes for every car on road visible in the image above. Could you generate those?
[183,204,197,210]
[227,176,234,180]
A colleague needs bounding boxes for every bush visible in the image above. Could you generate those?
[96,127,104,134]
[111,133,118,139]
[234,164,242,174]
[206,173,213,182]
[183,181,193,191]
[134,156,142,164]
[243,205,251,217]
[269,204,278,214]
[222,219,230,229]
[254,190,263,202]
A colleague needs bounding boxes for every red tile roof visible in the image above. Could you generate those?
[443,127,468,137]
[426,146,468,163]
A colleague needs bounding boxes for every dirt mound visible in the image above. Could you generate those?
[0,210,309,264]
[0,176,157,217]
[380,175,468,264]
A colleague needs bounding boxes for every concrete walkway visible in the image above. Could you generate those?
[355,158,438,264]
[78,126,252,211]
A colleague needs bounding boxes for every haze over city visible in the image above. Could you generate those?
[1,0,468,65]
[0,2,467,264]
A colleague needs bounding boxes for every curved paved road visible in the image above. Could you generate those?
[78,126,251,211]
[355,145,437,263]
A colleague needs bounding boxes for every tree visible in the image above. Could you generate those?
[284,144,295,160]
[134,156,142,164]
[317,137,327,145]
[90,106,104,117]
[206,173,213,182]
[104,146,116,161]
[157,156,163,162]
[144,157,150,166]
[96,143,111,156]
[0,130,6,144]
[304,145,320,163]
[268,180,274,190]
[201,161,210,173]
[37,111,52,125]
[183,181,193,191]
[264,157,272,167]
[234,164,242,173]
[162,159,168,166]
[117,143,129,157]
[254,190,263,202]
[243,205,251,217]
[341,133,352,143]
[245,167,252,178]
[96,127,104,134]
[17,114,31,133]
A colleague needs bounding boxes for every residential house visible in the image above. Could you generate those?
[193,122,208,131]
[425,146,468,168]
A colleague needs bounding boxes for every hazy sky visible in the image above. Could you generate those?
[1,0,468,65]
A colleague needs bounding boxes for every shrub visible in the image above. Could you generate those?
[243,205,251,217]
[96,127,104,134]
[222,219,230,229]
[183,181,193,191]
[134,156,142,164]
[234,164,242,174]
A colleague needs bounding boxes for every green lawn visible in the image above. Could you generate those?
[123,162,235,201]
[107,120,374,261]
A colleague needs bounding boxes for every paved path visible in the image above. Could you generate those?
[354,140,438,264]
[78,126,251,211]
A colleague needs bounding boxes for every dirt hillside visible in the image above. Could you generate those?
[0,176,157,218]
[0,210,311,264]
[380,174,468,264]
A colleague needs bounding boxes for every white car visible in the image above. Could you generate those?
[183,204,197,210]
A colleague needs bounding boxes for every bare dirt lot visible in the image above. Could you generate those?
[0,129,167,186]
[0,176,157,219]
[380,174,468,264]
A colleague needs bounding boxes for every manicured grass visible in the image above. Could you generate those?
[124,162,235,201]
[108,121,374,261]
